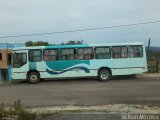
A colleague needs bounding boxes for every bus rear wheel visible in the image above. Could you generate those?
[28,72,40,84]
[98,69,111,81]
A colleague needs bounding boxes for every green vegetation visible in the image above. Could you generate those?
[0,100,36,120]
[25,40,52,46]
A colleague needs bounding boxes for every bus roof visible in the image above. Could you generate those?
[13,42,144,51]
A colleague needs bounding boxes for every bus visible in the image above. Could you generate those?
[11,42,148,83]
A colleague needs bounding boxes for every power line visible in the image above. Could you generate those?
[0,20,160,39]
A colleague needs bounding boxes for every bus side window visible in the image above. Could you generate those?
[43,49,59,61]
[60,48,76,61]
[95,47,111,59]
[129,46,143,58]
[77,48,94,60]
[112,46,128,58]
[29,50,42,62]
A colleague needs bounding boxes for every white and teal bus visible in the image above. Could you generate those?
[11,42,147,83]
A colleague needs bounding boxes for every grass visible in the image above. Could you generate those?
[0,100,37,120]
[0,100,110,120]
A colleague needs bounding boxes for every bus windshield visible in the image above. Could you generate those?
[13,53,27,68]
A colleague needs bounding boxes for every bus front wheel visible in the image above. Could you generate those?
[28,72,40,84]
[98,69,111,81]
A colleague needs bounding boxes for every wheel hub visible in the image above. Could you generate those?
[30,75,37,81]
[101,72,108,79]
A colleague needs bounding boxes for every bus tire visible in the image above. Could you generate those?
[98,69,111,81]
[28,72,40,84]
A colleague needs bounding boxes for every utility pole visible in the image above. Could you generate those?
[147,38,151,51]
[147,38,151,59]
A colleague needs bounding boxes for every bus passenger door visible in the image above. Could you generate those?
[12,51,28,80]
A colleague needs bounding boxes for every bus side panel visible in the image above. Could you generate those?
[40,58,131,78]
[40,60,97,78]
[129,58,147,74]
[12,70,28,80]
[40,59,113,78]
[111,58,130,75]
[40,69,97,78]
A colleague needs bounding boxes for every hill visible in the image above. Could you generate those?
[148,47,160,52]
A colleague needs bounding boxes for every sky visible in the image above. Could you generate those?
[0,0,160,46]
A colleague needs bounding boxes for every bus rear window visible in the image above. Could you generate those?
[129,46,143,58]
[13,53,27,68]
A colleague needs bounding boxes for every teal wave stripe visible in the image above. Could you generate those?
[46,66,90,75]
[46,60,90,70]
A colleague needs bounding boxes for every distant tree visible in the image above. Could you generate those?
[34,41,50,46]
[25,40,83,47]
[25,40,33,46]
[60,42,65,45]
[25,40,52,46]
[64,40,83,45]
